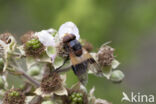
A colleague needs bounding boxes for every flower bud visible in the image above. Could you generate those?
[110,70,124,83]
[0,76,5,89]
[3,89,25,104]
[0,58,4,73]
[69,92,83,104]
[24,38,45,57]
[63,83,88,104]
[97,44,114,66]
[28,66,40,76]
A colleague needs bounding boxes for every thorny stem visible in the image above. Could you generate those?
[21,71,40,87]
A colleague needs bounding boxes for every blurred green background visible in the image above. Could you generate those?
[0,0,156,103]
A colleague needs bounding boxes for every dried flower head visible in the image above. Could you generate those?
[35,72,67,97]
[41,72,62,94]
[97,44,114,66]
[24,38,45,57]
[0,33,12,44]
[20,31,34,44]
[3,89,25,104]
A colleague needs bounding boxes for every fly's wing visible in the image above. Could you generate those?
[87,58,103,77]
[82,49,103,77]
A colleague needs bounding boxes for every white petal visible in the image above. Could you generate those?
[58,21,80,40]
[35,29,56,47]
[60,74,67,84]
[46,46,57,63]
[95,98,111,104]
[54,86,68,96]
[89,87,95,97]
[35,88,42,96]
[25,96,34,104]
[46,28,57,35]
[42,101,54,104]
[35,88,54,97]
[111,59,120,69]
[0,40,6,47]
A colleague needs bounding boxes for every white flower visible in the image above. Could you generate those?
[35,29,57,62]
[58,21,80,40]
[35,29,56,47]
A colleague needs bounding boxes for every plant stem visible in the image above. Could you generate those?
[21,70,40,87]
[10,58,40,88]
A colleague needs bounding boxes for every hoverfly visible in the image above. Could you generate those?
[55,33,103,85]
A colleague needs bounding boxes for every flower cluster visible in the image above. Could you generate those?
[0,21,124,104]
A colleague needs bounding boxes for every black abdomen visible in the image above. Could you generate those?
[72,60,88,76]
